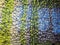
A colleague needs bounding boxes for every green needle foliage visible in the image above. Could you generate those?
[0,0,14,45]
[20,5,28,45]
